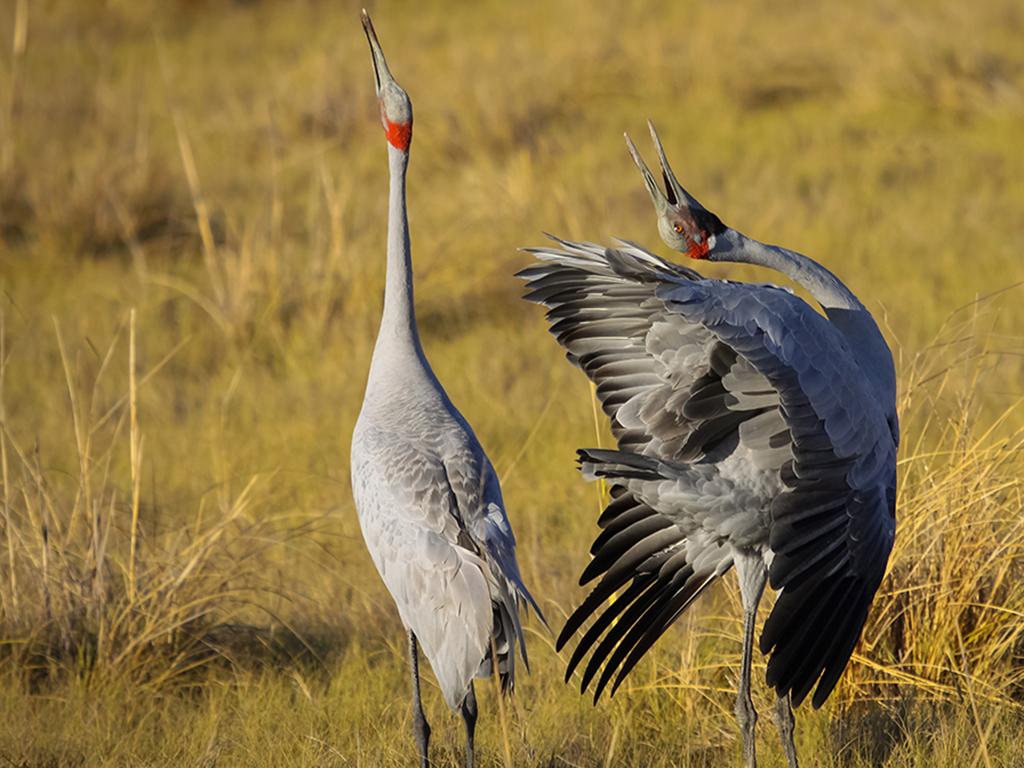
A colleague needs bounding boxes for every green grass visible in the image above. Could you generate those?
[1,0,1024,765]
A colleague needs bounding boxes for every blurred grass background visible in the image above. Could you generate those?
[1,0,1023,765]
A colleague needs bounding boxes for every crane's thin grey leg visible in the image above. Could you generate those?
[773,692,799,768]
[408,630,431,768]
[734,552,767,768]
[460,682,478,768]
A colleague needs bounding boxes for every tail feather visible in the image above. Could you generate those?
[477,599,519,694]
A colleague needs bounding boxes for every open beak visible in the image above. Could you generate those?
[624,121,708,215]
[361,9,394,94]
[624,130,670,215]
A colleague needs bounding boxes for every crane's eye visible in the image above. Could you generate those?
[673,224,684,234]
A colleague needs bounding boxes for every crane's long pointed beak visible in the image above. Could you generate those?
[361,9,393,94]
[624,131,670,214]
[627,121,726,257]
[645,121,707,213]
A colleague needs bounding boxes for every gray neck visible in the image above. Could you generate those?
[720,229,897,409]
[723,231,863,311]
[371,144,424,363]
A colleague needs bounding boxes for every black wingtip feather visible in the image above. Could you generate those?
[761,574,879,709]
[592,568,697,700]
[570,577,659,688]
[559,574,650,657]
[581,577,671,697]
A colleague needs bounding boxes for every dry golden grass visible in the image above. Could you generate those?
[1,0,1023,765]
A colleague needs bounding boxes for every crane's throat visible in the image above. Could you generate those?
[385,119,412,151]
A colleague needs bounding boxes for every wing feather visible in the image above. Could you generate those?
[521,237,896,707]
[658,278,896,705]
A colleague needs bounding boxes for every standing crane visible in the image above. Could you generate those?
[519,123,897,768]
[351,13,542,768]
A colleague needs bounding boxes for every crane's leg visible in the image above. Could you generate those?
[460,682,478,768]
[734,552,767,768]
[773,692,799,768]
[407,630,431,768]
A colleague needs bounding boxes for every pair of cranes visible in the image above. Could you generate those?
[350,11,898,768]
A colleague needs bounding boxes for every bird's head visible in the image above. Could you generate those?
[362,10,412,153]
[625,121,726,260]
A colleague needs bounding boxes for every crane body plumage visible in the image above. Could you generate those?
[520,125,898,768]
[352,348,532,710]
[351,13,539,767]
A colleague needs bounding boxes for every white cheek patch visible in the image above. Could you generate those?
[707,233,717,250]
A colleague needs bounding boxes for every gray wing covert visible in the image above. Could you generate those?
[359,435,539,708]
[440,439,543,691]
[521,237,788,467]
[367,446,493,710]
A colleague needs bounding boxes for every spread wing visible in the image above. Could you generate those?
[520,237,896,706]
[656,277,896,707]
[521,237,784,467]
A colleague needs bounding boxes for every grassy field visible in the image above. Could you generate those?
[2,0,1024,765]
